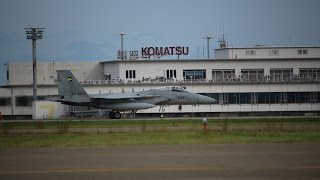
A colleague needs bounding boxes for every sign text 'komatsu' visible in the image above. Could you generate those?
[141,46,189,57]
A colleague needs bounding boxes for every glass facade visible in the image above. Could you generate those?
[270,69,293,82]
[212,69,235,82]
[183,69,206,81]
[15,96,49,107]
[0,97,11,106]
[300,68,320,81]
[199,92,320,105]
[241,69,264,82]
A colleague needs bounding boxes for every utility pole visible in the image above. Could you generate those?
[203,35,213,59]
[119,32,126,60]
[25,27,44,119]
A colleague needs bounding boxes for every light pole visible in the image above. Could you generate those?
[25,27,44,110]
[3,62,8,84]
[203,35,213,59]
[119,32,126,60]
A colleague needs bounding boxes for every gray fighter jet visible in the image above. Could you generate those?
[54,70,216,119]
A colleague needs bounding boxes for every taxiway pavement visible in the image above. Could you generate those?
[0,144,319,179]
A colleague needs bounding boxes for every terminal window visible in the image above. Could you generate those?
[245,50,256,56]
[299,68,320,80]
[125,70,136,79]
[15,96,49,107]
[298,49,308,55]
[15,96,32,107]
[183,69,206,81]
[270,69,293,81]
[212,69,235,82]
[0,97,11,106]
[166,70,176,79]
[241,69,264,82]
[269,50,279,56]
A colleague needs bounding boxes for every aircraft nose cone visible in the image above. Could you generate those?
[198,95,217,104]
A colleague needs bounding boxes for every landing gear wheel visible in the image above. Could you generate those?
[114,112,121,119]
[109,112,115,119]
[109,111,121,119]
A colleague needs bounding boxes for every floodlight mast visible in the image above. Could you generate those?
[203,35,213,59]
[25,27,44,105]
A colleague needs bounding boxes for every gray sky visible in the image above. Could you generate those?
[1,0,320,85]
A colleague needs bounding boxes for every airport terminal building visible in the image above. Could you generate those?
[1,45,320,118]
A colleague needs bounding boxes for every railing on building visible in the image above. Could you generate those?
[76,75,320,85]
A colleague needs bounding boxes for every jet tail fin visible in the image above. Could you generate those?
[57,70,90,103]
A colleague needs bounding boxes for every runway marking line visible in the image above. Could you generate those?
[1,166,320,175]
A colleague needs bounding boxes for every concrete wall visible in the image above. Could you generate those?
[7,61,103,85]
[103,62,120,80]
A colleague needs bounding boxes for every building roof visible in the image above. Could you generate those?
[100,58,320,64]
[214,45,320,51]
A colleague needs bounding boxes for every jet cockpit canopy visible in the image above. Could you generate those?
[166,86,187,92]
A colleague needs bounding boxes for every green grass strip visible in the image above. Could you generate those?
[1,131,319,148]
[1,118,320,130]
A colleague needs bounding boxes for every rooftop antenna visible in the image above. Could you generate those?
[218,25,227,48]
[197,46,199,59]
[202,45,205,59]
[289,36,292,45]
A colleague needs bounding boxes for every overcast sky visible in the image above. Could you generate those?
[1,0,320,85]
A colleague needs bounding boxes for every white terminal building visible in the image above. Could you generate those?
[1,45,320,119]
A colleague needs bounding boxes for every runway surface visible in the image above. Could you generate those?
[0,144,320,179]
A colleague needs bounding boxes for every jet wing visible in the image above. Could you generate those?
[46,96,90,105]
[90,93,159,101]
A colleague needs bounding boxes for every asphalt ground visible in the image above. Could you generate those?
[4,124,320,134]
[0,144,320,180]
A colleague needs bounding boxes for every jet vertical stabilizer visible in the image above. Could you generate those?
[57,70,90,103]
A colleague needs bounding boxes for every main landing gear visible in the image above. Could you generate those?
[109,111,121,119]
[159,105,167,118]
